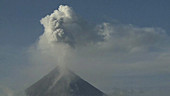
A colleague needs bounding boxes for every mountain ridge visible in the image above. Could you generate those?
[25,66,106,96]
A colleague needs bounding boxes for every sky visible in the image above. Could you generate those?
[0,0,170,96]
[1,0,170,46]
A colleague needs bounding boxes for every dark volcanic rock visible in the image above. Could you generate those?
[25,67,106,96]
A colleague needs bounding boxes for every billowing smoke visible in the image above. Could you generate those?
[1,5,170,96]
[36,5,169,70]
[39,5,105,48]
[36,5,109,71]
[32,5,169,94]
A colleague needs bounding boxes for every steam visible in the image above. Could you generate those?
[1,4,170,96]
[34,5,169,94]
[37,3,169,87]
[39,5,168,51]
[37,5,169,70]
[36,5,108,70]
[39,5,105,48]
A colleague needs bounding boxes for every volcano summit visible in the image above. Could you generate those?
[25,67,106,96]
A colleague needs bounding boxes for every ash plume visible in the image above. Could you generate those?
[1,4,170,96]
[39,5,105,48]
[37,5,168,70]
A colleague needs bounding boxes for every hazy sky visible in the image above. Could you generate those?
[1,0,170,46]
[0,0,170,95]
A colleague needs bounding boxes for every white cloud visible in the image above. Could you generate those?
[1,5,170,95]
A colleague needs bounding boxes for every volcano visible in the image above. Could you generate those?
[25,67,106,96]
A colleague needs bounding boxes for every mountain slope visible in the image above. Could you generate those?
[25,67,106,96]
